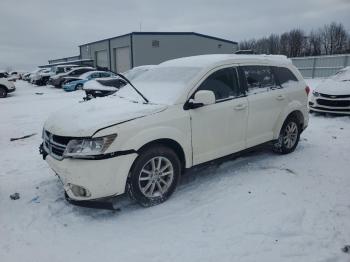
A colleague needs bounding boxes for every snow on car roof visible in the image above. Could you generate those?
[159,54,292,69]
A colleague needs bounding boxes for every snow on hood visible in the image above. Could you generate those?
[315,78,350,95]
[44,96,167,137]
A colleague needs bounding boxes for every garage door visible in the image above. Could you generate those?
[95,50,108,69]
[115,47,131,73]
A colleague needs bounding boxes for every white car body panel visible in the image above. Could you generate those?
[42,54,309,201]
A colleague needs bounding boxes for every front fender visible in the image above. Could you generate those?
[118,126,192,168]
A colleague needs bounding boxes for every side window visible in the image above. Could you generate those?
[70,69,81,76]
[100,72,110,78]
[273,67,298,86]
[196,68,239,101]
[89,73,99,79]
[241,66,276,94]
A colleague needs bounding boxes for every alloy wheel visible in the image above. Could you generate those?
[283,122,298,149]
[138,156,174,198]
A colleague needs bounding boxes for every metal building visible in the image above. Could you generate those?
[79,32,238,72]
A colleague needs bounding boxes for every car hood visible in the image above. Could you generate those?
[315,79,350,95]
[44,96,167,137]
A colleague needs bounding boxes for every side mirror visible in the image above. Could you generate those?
[185,90,215,109]
[194,90,215,105]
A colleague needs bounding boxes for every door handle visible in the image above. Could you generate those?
[276,95,285,100]
[234,104,246,110]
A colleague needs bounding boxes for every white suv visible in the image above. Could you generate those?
[40,54,309,206]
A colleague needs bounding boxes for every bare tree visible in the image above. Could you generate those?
[280,32,290,56]
[320,22,348,54]
[239,39,256,51]
[238,22,348,57]
[307,30,322,56]
[289,29,305,57]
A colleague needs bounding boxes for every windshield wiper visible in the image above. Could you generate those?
[116,73,149,104]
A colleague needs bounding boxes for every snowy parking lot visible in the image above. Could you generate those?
[1,80,350,261]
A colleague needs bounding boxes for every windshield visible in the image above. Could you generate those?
[123,67,152,81]
[332,67,350,81]
[116,66,201,104]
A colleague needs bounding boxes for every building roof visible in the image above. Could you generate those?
[39,59,93,68]
[79,32,237,47]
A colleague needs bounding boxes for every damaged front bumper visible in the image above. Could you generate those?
[39,143,137,203]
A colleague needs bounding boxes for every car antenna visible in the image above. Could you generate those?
[116,73,149,104]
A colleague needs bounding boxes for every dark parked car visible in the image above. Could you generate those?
[48,67,94,88]
[82,65,154,100]
[0,71,9,78]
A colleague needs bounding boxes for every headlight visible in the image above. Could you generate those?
[312,90,320,97]
[63,134,117,158]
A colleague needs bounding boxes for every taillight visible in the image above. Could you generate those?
[305,86,310,96]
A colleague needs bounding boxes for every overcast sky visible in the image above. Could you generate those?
[1,0,349,70]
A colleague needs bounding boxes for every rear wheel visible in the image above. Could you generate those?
[0,86,7,98]
[273,116,301,154]
[127,145,181,207]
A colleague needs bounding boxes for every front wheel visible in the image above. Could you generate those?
[273,117,301,154]
[127,145,181,207]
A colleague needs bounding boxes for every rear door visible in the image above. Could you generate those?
[240,65,287,148]
[273,66,305,104]
[189,67,248,165]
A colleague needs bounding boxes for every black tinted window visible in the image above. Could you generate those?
[97,79,125,88]
[71,69,90,76]
[274,67,298,85]
[197,68,238,101]
[241,66,276,92]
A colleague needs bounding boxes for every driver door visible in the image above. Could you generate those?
[189,67,248,165]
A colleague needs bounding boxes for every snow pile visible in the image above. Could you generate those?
[0,80,349,262]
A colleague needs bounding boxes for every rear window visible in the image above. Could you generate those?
[241,66,276,93]
[274,67,298,85]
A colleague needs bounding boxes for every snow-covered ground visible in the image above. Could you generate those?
[1,80,349,262]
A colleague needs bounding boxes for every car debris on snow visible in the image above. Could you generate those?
[9,193,20,200]
[341,245,350,253]
[10,133,36,141]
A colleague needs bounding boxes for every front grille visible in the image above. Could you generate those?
[319,93,350,99]
[43,131,71,160]
[316,99,350,107]
[313,106,350,112]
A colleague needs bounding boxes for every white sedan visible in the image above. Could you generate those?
[309,66,350,115]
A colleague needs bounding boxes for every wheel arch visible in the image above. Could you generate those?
[137,138,186,172]
[274,107,305,139]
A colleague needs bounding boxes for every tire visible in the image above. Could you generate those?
[0,86,7,98]
[127,144,181,207]
[273,116,301,154]
[75,84,83,90]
